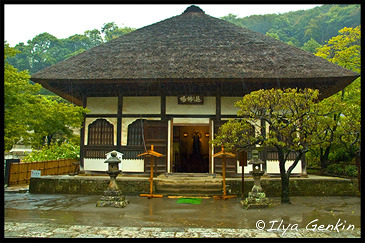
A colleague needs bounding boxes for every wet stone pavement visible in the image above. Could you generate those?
[4,192,362,238]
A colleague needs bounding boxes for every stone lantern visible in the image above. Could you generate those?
[249,150,265,194]
[241,150,270,209]
[96,151,128,208]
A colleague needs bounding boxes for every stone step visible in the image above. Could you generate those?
[156,181,222,186]
[156,188,223,196]
[157,185,222,191]
[155,175,224,196]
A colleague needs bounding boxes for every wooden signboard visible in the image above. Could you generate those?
[178,95,203,105]
[237,150,248,166]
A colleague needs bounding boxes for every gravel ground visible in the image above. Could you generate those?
[4,221,361,238]
[4,192,362,238]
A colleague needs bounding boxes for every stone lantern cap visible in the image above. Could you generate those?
[105,151,123,162]
[248,150,265,165]
[104,151,122,164]
[248,159,265,165]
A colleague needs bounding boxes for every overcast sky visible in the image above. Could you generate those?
[4,4,322,46]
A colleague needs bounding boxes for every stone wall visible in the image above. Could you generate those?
[29,176,150,195]
[226,177,360,197]
[29,175,360,197]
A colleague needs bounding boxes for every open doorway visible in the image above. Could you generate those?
[172,125,209,173]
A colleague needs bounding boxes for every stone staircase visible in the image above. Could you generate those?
[155,173,223,196]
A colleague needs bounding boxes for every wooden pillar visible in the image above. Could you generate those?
[79,95,87,169]
[215,95,221,122]
[117,95,123,152]
[161,95,166,121]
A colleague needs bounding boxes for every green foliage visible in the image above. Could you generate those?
[316,26,361,72]
[4,43,42,150]
[344,165,358,177]
[307,26,361,169]
[6,22,136,75]
[324,163,358,178]
[221,4,360,48]
[212,88,334,204]
[4,44,89,151]
[212,88,332,162]
[101,22,135,41]
[302,38,322,53]
[28,97,88,149]
[23,141,80,162]
[325,163,344,176]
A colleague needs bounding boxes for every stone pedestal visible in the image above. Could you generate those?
[241,191,270,209]
[96,189,128,208]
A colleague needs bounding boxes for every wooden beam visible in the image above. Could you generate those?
[117,95,123,151]
[161,96,166,120]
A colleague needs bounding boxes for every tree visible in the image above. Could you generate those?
[28,96,88,148]
[4,43,42,150]
[266,15,300,47]
[212,88,334,204]
[84,29,104,48]
[312,26,361,169]
[301,38,322,54]
[221,5,360,48]
[4,43,89,151]
[101,22,135,42]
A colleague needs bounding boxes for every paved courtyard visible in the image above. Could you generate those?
[4,191,361,238]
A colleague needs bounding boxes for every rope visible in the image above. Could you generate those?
[140,117,147,152]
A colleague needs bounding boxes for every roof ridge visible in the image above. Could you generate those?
[183,5,205,14]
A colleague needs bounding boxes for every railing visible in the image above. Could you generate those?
[83,145,145,160]
[6,159,78,186]
[84,145,117,159]
[120,146,145,159]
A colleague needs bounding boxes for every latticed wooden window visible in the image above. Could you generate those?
[88,119,114,145]
[127,119,145,146]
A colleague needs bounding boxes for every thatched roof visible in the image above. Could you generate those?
[31,5,359,105]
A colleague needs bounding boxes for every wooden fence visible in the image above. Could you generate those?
[7,159,78,186]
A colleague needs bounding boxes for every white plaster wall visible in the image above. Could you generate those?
[122,97,161,114]
[87,97,118,114]
[236,162,250,174]
[83,158,144,172]
[266,160,302,174]
[121,159,144,172]
[172,117,210,125]
[121,117,161,146]
[84,117,118,145]
[221,97,242,115]
[166,96,216,115]
[84,158,107,171]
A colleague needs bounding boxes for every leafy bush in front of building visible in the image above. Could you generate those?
[344,165,358,177]
[324,162,358,178]
[22,142,80,162]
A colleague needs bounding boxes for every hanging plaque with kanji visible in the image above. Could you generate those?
[178,95,204,105]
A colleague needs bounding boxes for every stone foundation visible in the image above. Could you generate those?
[96,190,129,208]
[29,175,360,197]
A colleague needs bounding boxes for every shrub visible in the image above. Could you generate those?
[324,163,344,176]
[23,142,80,162]
[344,165,358,177]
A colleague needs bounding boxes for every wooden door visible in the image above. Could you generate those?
[143,120,168,174]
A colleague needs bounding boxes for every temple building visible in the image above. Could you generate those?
[31,5,359,177]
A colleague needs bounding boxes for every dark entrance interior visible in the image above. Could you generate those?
[172,126,209,173]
